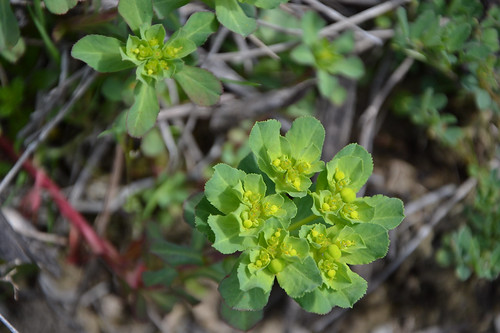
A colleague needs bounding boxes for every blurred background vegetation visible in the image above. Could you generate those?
[0,0,499,332]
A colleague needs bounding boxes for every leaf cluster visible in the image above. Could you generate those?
[291,11,364,105]
[437,167,500,281]
[394,1,500,113]
[71,0,222,137]
[194,117,405,314]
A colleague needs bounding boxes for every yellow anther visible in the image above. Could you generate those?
[133,48,140,54]
[147,69,153,75]
[322,202,331,212]
[274,231,281,238]
[289,249,297,256]
[272,159,281,167]
[243,219,253,229]
[327,269,336,278]
[350,210,359,219]
[311,230,319,238]
[255,260,262,267]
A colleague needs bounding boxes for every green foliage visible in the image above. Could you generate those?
[392,88,462,146]
[290,11,364,105]
[72,5,221,137]
[195,117,405,314]
[437,167,500,280]
[394,2,500,114]
[0,0,20,53]
[212,0,285,36]
[44,0,78,15]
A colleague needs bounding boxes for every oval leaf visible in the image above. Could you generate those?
[118,0,153,34]
[180,12,218,46]
[0,0,20,51]
[72,35,135,72]
[215,0,256,37]
[45,0,78,14]
[127,81,159,137]
[174,65,222,106]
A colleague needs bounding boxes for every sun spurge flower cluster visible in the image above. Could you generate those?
[195,117,404,314]
[120,24,196,83]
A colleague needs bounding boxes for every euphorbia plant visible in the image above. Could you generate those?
[194,117,405,314]
[71,0,221,137]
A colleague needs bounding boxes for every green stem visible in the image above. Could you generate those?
[288,214,318,232]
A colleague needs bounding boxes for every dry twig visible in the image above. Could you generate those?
[359,57,414,152]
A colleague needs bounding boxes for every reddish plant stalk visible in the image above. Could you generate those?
[0,136,143,285]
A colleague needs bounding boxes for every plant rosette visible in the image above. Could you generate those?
[194,116,405,314]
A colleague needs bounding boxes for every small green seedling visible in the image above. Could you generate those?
[72,0,221,137]
[291,11,365,105]
[194,117,404,314]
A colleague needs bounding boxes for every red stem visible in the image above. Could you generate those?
[0,136,139,283]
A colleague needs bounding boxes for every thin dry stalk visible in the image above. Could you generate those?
[319,0,410,37]
[359,57,414,152]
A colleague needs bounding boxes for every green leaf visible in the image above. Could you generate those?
[445,23,471,52]
[248,119,282,177]
[237,255,275,292]
[195,195,220,243]
[219,269,270,311]
[141,128,166,157]
[0,37,25,63]
[332,31,355,54]
[286,116,325,163]
[481,28,499,52]
[72,35,135,73]
[208,214,247,254]
[184,192,204,228]
[327,143,373,191]
[44,0,78,14]
[152,0,188,19]
[127,81,159,137]
[174,65,222,106]
[362,195,405,230]
[396,7,409,41]
[338,224,389,265]
[329,57,364,79]
[317,70,342,103]
[219,301,263,331]
[205,164,245,214]
[301,11,325,46]
[276,256,322,298]
[180,12,218,46]
[290,44,316,66]
[118,0,153,34]
[295,270,367,313]
[142,267,178,287]
[151,239,204,266]
[252,0,283,9]
[237,153,275,194]
[0,0,20,51]
[164,37,197,59]
[215,0,257,37]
